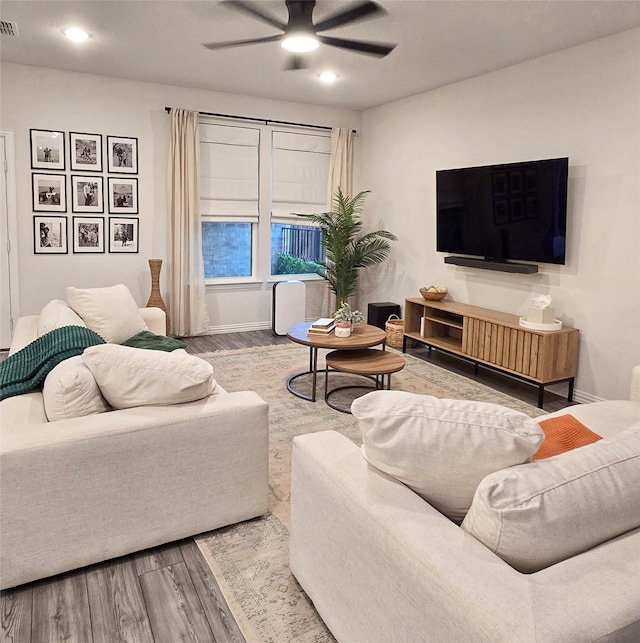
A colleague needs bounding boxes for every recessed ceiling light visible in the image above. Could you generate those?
[281,34,319,53]
[63,27,90,43]
[318,72,339,84]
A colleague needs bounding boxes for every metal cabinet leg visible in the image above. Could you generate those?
[538,385,545,408]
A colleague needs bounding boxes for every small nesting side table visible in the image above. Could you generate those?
[324,349,406,413]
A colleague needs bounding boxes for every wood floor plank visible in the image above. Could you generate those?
[1,586,32,643]
[31,572,92,643]
[133,541,185,576]
[180,540,246,643]
[86,559,154,643]
[139,562,214,643]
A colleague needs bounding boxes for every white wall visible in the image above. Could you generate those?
[357,29,640,401]
[0,63,359,327]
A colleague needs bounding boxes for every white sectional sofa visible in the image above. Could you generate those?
[290,369,640,642]
[1,299,269,590]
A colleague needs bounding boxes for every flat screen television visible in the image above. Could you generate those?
[436,157,568,267]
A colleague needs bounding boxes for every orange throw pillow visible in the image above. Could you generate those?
[533,414,602,460]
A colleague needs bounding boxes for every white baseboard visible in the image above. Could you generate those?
[571,389,604,405]
[207,321,272,335]
[208,318,319,335]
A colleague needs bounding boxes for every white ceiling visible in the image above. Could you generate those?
[1,1,639,111]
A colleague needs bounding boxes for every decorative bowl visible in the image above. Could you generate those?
[419,288,447,301]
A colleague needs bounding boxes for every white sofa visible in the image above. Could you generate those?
[290,369,640,642]
[0,306,269,590]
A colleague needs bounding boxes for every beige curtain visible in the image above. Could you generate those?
[323,127,355,314]
[167,109,210,337]
[328,127,354,199]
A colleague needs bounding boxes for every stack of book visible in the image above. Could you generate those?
[307,317,336,335]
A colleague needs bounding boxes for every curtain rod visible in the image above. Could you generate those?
[164,107,356,134]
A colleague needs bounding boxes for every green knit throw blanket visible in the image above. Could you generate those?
[0,325,105,401]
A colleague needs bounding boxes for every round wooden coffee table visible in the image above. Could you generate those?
[324,349,406,413]
[286,322,387,402]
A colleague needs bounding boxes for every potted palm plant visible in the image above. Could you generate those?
[296,188,396,309]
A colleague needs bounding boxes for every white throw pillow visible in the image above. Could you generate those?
[351,391,544,522]
[66,284,147,343]
[82,344,217,409]
[461,423,640,573]
[43,356,111,421]
[38,299,87,337]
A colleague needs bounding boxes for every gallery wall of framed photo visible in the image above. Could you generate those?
[30,128,140,255]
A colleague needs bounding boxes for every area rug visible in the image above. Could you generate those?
[194,344,544,642]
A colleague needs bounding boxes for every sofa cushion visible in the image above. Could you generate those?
[37,300,86,337]
[351,391,543,522]
[82,344,217,409]
[461,423,640,573]
[43,356,111,421]
[66,284,147,343]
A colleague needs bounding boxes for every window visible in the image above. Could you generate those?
[271,131,330,276]
[200,123,259,279]
[200,120,330,282]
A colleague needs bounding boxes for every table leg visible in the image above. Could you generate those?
[311,347,318,402]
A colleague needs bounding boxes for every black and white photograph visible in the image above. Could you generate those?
[107,135,138,174]
[71,175,104,213]
[32,172,67,212]
[108,177,138,213]
[34,215,68,254]
[109,217,139,253]
[30,129,65,170]
[69,131,103,171]
[72,216,105,253]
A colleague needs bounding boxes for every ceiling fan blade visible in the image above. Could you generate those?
[221,0,286,31]
[203,34,283,50]
[318,35,396,57]
[283,55,309,71]
[313,1,385,33]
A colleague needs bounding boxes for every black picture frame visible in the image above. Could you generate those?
[72,216,105,253]
[32,173,67,212]
[69,131,103,172]
[34,215,68,254]
[109,217,139,253]
[71,175,104,213]
[107,135,138,174]
[108,177,138,214]
[30,129,65,170]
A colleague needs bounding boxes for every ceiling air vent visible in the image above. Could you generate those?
[0,21,18,37]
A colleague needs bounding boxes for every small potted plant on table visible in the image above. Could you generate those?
[334,302,365,337]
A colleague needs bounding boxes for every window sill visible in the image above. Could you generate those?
[267,275,325,284]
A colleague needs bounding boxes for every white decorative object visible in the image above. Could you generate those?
[525,294,559,328]
[532,294,552,309]
[335,322,351,338]
[519,317,563,331]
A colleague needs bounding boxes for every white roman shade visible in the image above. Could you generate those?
[200,123,259,220]
[271,131,330,223]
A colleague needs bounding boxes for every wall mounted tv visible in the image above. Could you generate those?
[436,157,568,273]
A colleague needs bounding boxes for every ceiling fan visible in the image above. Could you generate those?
[203,0,397,70]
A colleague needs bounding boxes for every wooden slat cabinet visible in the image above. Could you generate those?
[403,298,579,407]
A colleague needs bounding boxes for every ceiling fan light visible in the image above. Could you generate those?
[281,34,319,53]
[63,27,90,42]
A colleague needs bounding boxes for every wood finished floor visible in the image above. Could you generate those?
[1,328,572,642]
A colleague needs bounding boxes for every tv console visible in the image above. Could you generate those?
[444,256,538,274]
[403,298,579,408]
